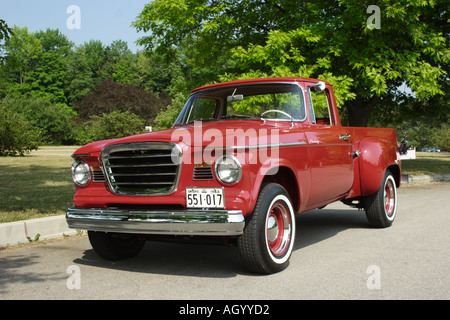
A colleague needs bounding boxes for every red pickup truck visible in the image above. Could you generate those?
[67,77,401,274]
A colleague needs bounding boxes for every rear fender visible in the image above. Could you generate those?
[359,137,401,197]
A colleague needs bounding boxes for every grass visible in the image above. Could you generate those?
[0,147,449,223]
[401,152,450,176]
[0,146,78,223]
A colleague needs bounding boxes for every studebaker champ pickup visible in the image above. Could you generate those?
[67,77,401,274]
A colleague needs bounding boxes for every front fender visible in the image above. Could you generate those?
[248,157,303,214]
[359,137,401,197]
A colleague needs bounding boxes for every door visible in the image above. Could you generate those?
[305,85,353,207]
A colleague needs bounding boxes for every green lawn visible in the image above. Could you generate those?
[0,147,448,223]
[402,152,450,176]
[0,146,78,223]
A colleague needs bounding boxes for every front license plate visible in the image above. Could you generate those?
[186,187,225,209]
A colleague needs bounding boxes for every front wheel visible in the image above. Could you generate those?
[364,170,398,228]
[238,183,296,274]
[88,231,145,260]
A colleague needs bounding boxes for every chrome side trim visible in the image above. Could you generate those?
[202,141,307,151]
[66,208,245,236]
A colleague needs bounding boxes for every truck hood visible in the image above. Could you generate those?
[72,120,287,157]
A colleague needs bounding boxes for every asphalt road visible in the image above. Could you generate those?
[1,182,449,301]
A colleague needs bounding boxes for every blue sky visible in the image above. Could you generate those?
[2,0,150,52]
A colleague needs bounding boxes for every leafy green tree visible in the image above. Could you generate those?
[106,40,136,84]
[65,40,108,104]
[431,125,450,151]
[32,29,73,104]
[0,19,13,65]
[4,26,42,87]
[133,50,184,94]
[65,44,96,104]
[2,27,73,104]
[134,0,449,127]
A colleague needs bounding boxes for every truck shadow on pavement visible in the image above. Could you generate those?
[294,208,370,250]
[73,208,369,278]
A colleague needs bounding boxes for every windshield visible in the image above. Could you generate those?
[174,83,306,126]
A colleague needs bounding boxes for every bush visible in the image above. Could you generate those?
[0,95,77,145]
[0,106,41,156]
[153,92,187,130]
[76,110,145,144]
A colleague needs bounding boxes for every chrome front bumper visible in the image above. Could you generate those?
[66,208,245,236]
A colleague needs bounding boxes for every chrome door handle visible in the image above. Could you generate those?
[339,134,351,141]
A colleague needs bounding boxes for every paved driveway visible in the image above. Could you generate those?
[1,182,449,300]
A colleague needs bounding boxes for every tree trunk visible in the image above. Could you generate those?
[345,96,380,127]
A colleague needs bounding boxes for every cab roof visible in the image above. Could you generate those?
[190,77,330,93]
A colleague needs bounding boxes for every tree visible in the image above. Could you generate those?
[133,50,184,94]
[2,27,74,104]
[134,0,449,127]
[4,26,42,87]
[65,44,96,104]
[32,29,73,104]
[76,79,170,124]
[0,19,13,65]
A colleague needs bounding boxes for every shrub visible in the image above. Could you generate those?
[0,106,41,156]
[153,92,187,130]
[76,110,145,144]
[0,95,77,145]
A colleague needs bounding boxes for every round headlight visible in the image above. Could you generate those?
[215,154,242,185]
[71,160,91,187]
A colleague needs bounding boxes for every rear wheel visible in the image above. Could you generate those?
[364,170,397,228]
[238,183,296,274]
[88,231,145,260]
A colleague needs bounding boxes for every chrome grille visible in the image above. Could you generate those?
[101,142,181,195]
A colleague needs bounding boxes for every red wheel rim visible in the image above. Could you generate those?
[266,201,291,257]
[384,178,396,218]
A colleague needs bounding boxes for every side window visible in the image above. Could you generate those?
[308,89,334,125]
[187,98,218,122]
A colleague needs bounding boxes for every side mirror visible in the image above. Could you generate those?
[313,81,326,93]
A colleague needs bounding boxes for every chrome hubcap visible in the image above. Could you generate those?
[267,215,279,243]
